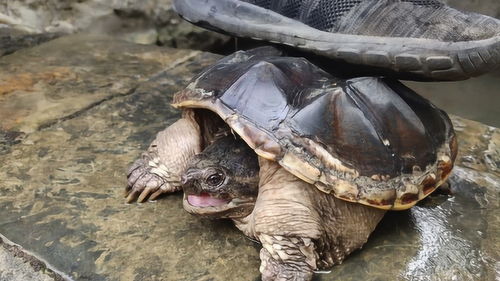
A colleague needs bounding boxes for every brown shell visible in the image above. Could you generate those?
[173,47,457,210]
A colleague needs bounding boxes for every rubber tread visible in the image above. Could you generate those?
[173,0,500,80]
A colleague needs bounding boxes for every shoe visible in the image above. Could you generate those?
[173,0,500,81]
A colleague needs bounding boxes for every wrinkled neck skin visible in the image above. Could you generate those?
[233,157,386,279]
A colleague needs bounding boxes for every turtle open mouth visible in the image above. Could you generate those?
[186,192,230,207]
[183,192,256,218]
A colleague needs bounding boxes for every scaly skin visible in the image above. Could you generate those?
[234,158,386,281]
[125,110,202,203]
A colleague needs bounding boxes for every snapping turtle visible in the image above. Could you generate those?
[126,47,457,280]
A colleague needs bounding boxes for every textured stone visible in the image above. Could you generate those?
[0,34,259,281]
[0,34,200,135]
[0,28,61,57]
[0,236,66,281]
[0,0,229,49]
[0,246,54,281]
[0,35,498,281]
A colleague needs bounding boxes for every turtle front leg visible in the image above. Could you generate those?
[237,158,323,281]
[126,110,202,203]
[258,234,316,281]
[237,157,385,281]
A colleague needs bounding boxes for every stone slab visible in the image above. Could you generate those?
[0,0,229,49]
[0,236,66,281]
[0,28,61,57]
[0,35,498,281]
[0,245,54,281]
[0,34,200,135]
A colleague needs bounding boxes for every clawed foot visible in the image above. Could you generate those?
[260,249,314,281]
[259,234,316,281]
[124,117,202,203]
[125,156,179,203]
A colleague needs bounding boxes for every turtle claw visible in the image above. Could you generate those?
[126,190,141,204]
[137,187,155,203]
[126,171,163,203]
[149,188,167,201]
[125,156,180,203]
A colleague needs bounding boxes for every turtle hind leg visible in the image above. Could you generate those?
[125,111,202,203]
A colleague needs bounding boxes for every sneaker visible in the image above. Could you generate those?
[173,0,500,80]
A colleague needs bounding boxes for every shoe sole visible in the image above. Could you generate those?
[173,0,500,81]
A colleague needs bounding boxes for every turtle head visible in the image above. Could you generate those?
[181,136,259,219]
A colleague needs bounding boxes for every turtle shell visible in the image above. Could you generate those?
[173,47,457,210]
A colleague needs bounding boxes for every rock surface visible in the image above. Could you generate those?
[0,35,498,281]
[0,245,53,281]
[0,236,66,281]
[0,34,201,135]
[0,28,61,57]
[0,0,229,49]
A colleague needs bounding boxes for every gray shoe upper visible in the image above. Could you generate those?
[244,0,500,42]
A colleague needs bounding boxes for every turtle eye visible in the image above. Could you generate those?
[206,172,225,187]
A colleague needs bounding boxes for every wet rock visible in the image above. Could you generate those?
[0,34,257,281]
[0,35,498,281]
[0,28,61,57]
[452,116,499,177]
[0,0,229,50]
[0,0,106,34]
[0,245,53,281]
[108,0,230,49]
[0,237,66,281]
[0,34,201,134]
